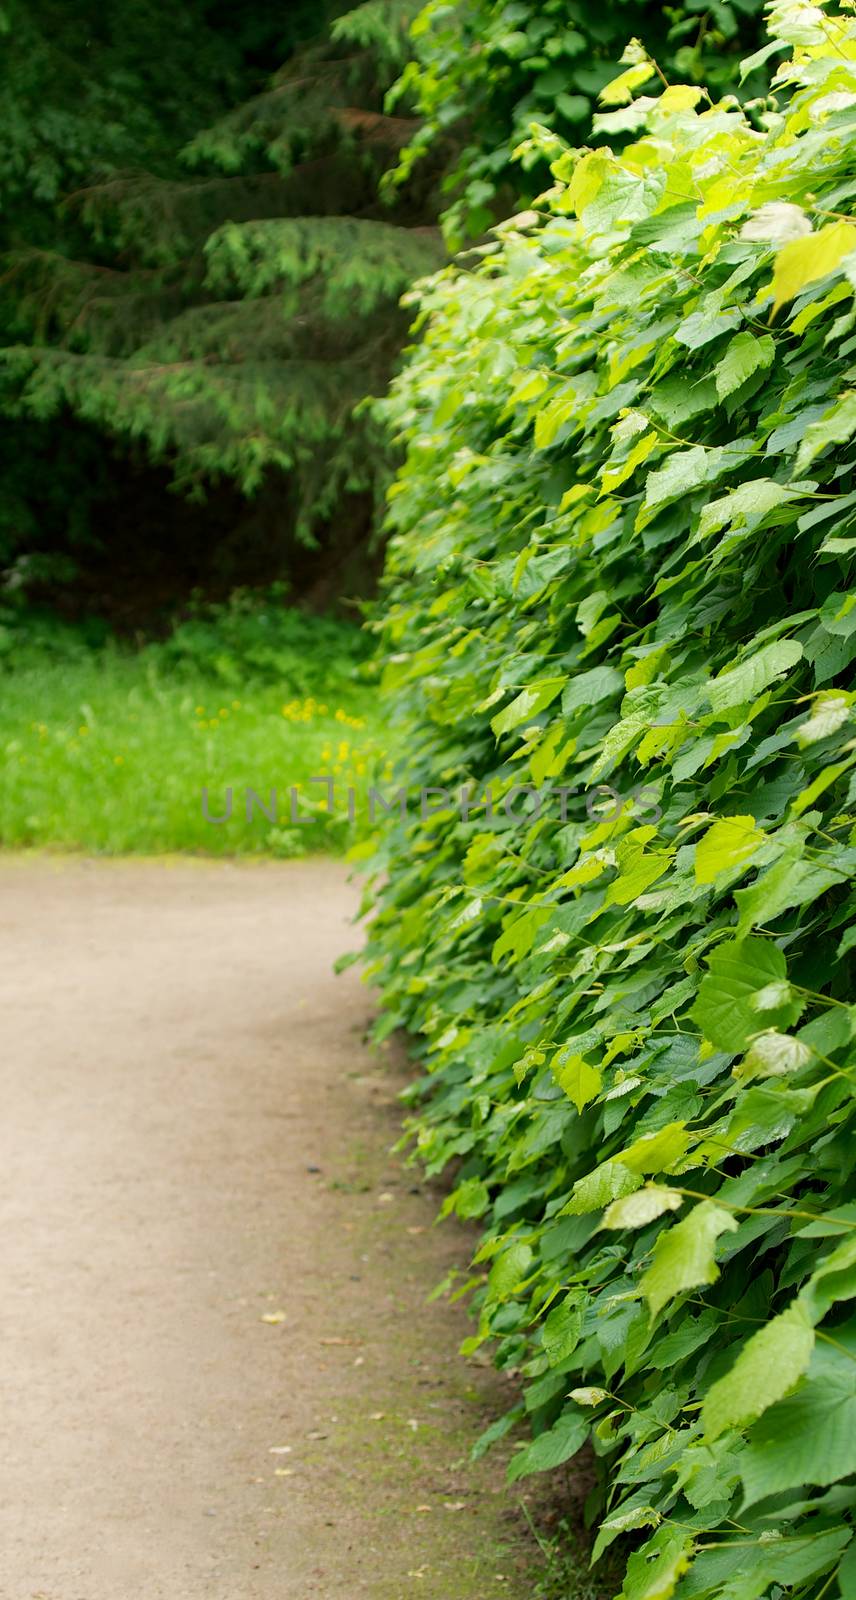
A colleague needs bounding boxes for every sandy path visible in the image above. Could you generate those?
[0,858,537,1600]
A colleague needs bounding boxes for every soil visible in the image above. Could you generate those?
[0,856,548,1600]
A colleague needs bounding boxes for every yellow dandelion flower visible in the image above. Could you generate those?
[78,725,89,736]
[219,708,229,717]
[195,706,205,715]
[114,755,124,765]
[356,760,367,776]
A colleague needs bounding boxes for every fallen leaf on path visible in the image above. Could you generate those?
[260,1312,286,1324]
[268,1446,292,1455]
[415,1505,432,1514]
[319,1336,360,1346]
[369,1411,385,1421]
[274,1468,295,1477]
[307,1430,329,1441]
[443,1501,467,1511]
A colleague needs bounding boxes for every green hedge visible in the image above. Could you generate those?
[388,0,766,245]
[363,8,856,1597]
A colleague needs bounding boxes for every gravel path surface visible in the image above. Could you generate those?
[0,857,538,1600]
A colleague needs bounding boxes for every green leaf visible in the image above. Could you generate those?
[692,938,802,1052]
[492,905,551,964]
[598,61,655,106]
[794,390,856,474]
[640,1201,738,1318]
[796,690,852,745]
[444,1176,490,1218]
[800,1235,856,1323]
[562,664,623,715]
[568,1386,610,1405]
[616,1122,692,1176]
[737,1029,813,1078]
[602,1187,684,1230]
[734,856,845,938]
[641,445,735,519]
[839,1539,856,1596]
[701,1301,815,1441]
[695,815,763,884]
[620,1527,694,1600]
[696,479,793,542]
[714,332,775,402]
[767,221,856,318]
[555,1054,602,1112]
[506,1405,588,1481]
[707,639,803,713]
[605,841,671,906]
[562,1160,642,1216]
[534,393,581,450]
[740,1342,856,1506]
[542,1295,583,1365]
[486,1240,534,1303]
[674,308,742,351]
[819,590,856,638]
[491,677,566,736]
[679,1526,850,1595]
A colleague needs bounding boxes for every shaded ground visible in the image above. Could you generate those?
[0,857,546,1600]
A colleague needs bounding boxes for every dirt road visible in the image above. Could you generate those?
[0,857,539,1600]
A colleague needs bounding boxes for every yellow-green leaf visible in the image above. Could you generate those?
[641,1201,738,1317]
[695,815,763,884]
[602,1187,684,1230]
[599,61,655,106]
[702,1302,815,1441]
[767,221,856,318]
[555,1054,602,1113]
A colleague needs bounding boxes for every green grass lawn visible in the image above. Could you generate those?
[0,607,383,855]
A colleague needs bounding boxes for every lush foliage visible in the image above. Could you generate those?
[0,601,377,854]
[362,6,856,1596]
[387,0,767,245]
[0,0,261,242]
[0,1,438,614]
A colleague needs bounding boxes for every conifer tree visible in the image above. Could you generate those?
[0,0,440,610]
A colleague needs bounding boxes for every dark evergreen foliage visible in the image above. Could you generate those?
[0,0,437,619]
